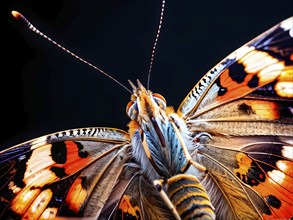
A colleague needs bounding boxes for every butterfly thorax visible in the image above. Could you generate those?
[127,83,191,180]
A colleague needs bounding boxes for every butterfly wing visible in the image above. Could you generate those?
[192,142,293,219]
[177,17,293,219]
[0,127,131,219]
[178,16,293,138]
[108,166,173,220]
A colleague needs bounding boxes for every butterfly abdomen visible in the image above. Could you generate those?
[166,174,215,220]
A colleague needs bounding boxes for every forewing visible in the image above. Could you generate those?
[0,127,131,219]
[178,17,293,137]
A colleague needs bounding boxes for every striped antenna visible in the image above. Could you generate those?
[147,0,166,89]
[11,10,132,94]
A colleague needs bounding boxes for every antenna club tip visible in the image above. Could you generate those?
[11,10,22,19]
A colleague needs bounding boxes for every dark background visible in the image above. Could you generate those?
[0,0,292,150]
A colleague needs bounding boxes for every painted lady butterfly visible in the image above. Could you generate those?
[1,1,292,219]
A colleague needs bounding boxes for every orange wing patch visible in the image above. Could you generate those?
[24,141,91,188]
[53,141,92,175]
[217,68,254,101]
[22,189,53,219]
[7,140,93,218]
[11,187,42,216]
[238,100,280,120]
[234,152,293,219]
[65,177,88,214]
[117,195,141,220]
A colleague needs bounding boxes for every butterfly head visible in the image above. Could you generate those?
[126,80,167,122]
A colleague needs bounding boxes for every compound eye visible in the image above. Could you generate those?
[153,93,166,110]
[126,100,138,120]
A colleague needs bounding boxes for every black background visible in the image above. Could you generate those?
[0,0,292,150]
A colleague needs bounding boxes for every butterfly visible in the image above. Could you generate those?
[0,2,292,220]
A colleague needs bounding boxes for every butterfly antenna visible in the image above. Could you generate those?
[147,0,166,90]
[11,10,132,94]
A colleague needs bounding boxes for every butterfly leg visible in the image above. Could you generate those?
[170,118,206,173]
[154,174,215,220]
[153,179,181,220]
